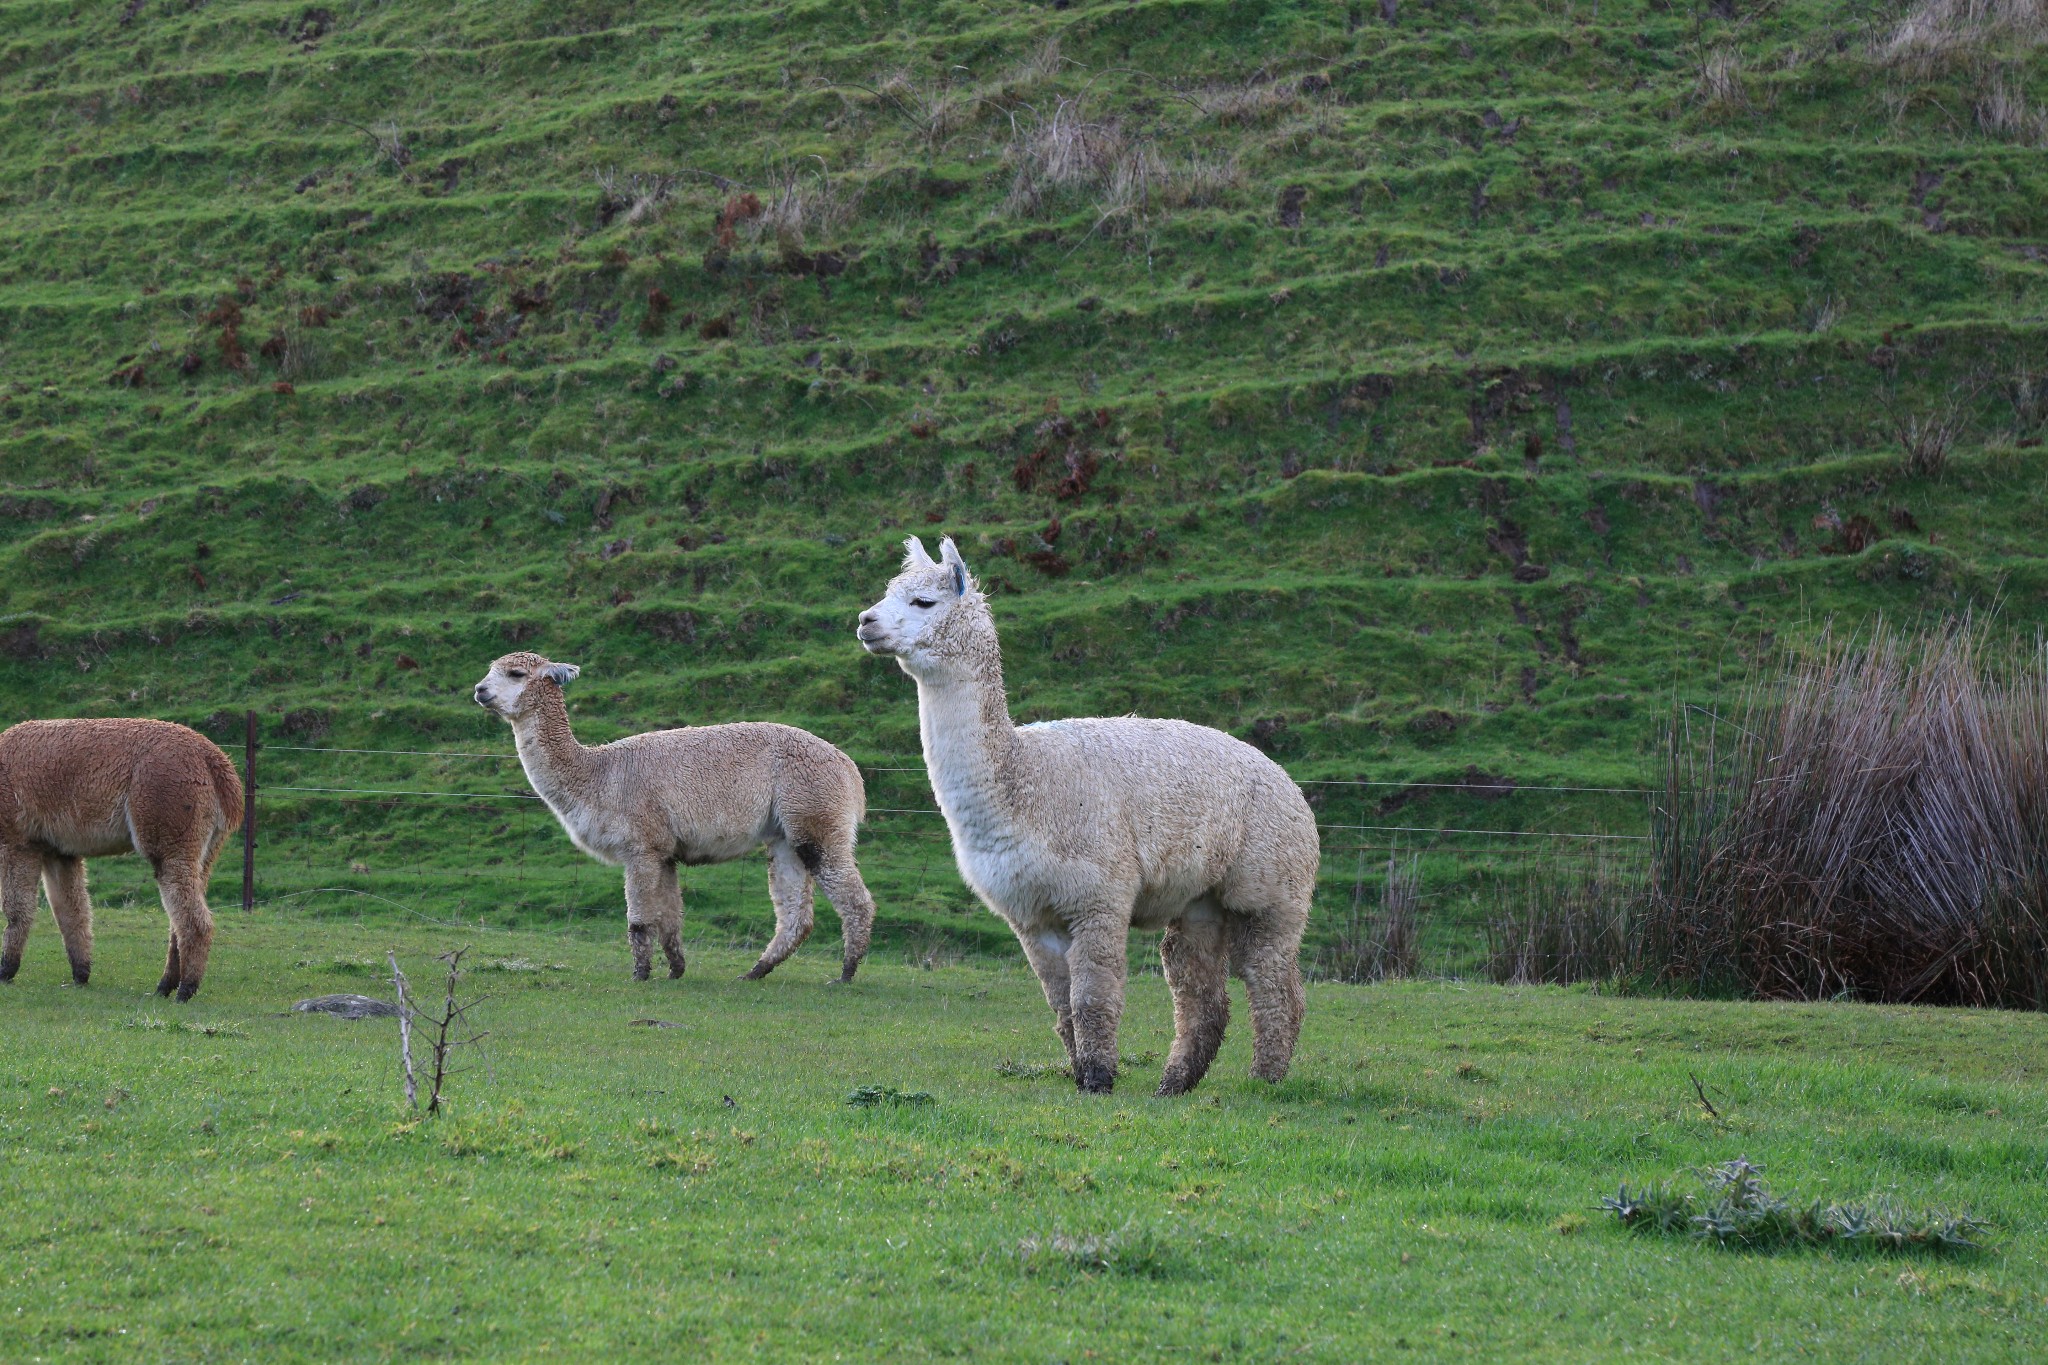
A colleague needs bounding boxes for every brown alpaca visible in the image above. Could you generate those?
[474,652,878,982]
[0,719,243,1001]
[858,538,1319,1095]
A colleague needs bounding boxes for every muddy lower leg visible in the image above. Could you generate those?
[745,843,815,980]
[0,845,39,982]
[1158,913,1231,1096]
[813,851,875,982]
[157,930,181,998]
[156,870,214,1002]
[623,859,684,981]
[42,855,93,986]
[1232,918,1306,1084]
[1065,916,1131,1095]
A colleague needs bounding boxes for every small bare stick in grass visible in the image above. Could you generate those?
[1689,1072,1721,1121]
[389,947,491,1114]
[389,951,417,1110]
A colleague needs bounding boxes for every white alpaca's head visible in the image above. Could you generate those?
[474,651,582,721]
[857,537,994,680]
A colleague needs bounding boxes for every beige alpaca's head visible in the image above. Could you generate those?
[857,537,996,680]
[474,651,582,721]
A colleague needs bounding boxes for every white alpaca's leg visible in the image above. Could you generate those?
[1065,911,1131,1095]
[1158,908,1230,1096]
[1230,913,1307,1084]
[1015,927,1077,1067]
[42,855,93,986]
[744,842,815,980]
[0,845,39,983]
[623,858,683,981]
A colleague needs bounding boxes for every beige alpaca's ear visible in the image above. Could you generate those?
[543,662,581,686]
[903,537,936,569]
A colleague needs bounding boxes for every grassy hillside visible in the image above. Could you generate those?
[2,0,2045,950]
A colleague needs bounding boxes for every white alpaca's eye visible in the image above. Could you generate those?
[910,597,937,609]
[507,670,527,679]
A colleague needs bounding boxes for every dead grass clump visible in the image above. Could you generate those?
[1002,99,1244,222]
[1882,0,2047,73]
[1199,80,1301,126]
[749,166,858,251]
[1004,98,1146,216]
[1644,618,2048,1008]
[1974,69,2048,143]
[1486,852,1638,985]
[1321,855,1422,982]
[1693,46,1749,112]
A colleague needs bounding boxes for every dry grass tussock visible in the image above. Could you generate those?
[1881,0,2047,72]
[1646,617,2048,1008]
[746,166,859,251]
[1487,852,1637,986]
[1692,47,1749,112]
[1198,80,1302,126]
[1002,98,1244,220]
[1975,68,2048,143]
[1319,855,1421,982]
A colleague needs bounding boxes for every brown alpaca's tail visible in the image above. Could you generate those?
[201,741,246,831]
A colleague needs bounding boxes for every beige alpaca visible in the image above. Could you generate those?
[475,652,877,982]
[858,538,1318,1095]
[0,718,243,1001]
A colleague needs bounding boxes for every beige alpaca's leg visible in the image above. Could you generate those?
[812,843,875,983]
[157,867,214,1002]
[0,845,39,983]
[744,842,815,980]
[1231,915,1307,1084]
[42,855,93,986]
[1015,928,1078,1068]
[1157,909,1231,1097]
[1066,914,1131,1095]
[623,859,684,981]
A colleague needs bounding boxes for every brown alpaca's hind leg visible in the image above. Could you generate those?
[156,868,215,1002]
[42,855,92,985]
[744,842,816,980]
[811,842,875,983]
[623,859,684,980]
[1158,909,1231,1096]
[1230,915,1307,1084]
[0,845,39,983]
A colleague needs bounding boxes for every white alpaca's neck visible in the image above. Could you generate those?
[915,668,1018,837]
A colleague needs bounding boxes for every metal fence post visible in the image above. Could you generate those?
[241,709,257,912]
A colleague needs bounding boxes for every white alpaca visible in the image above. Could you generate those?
[857,538,1318,1094]
[474,652,877,982]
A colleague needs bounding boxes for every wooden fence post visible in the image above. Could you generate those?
[241,709,257,912]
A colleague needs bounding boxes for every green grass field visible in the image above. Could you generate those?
[4,904,2045,1360]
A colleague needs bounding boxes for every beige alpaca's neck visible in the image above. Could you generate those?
[510,686,602,807]
[915,629,1022,830]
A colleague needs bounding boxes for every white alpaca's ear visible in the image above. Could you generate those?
[903,537,936,569]
[938,537,971,596]
[543,662,581,687]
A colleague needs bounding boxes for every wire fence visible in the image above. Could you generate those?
[72,715,1656,961]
